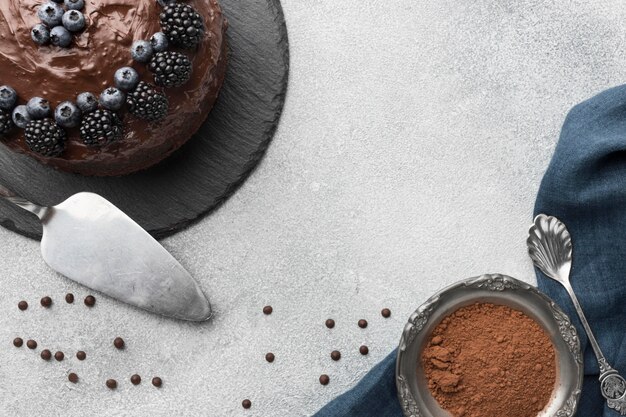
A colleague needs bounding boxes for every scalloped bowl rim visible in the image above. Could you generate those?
[395,273,583,417]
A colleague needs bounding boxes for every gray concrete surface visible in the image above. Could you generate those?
[1,0,625,415]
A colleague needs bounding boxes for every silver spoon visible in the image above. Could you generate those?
[528,214,626,414]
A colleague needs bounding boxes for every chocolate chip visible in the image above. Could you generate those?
[262,305,273,315]
[359,345,369,355]
[242,399,252,409]
[76,351,86,361]
[65,293,74,304]
[325,319,335,329]
[40,296,52,308]
[41,349,52,360]
[130,374,141,385]
[68,373,79,383]
[13,337,23,348]
[381,308,391,318]
[54,351,64,361]
[330,350,341,361]
[26,339,37,349]
[319,374,330,385]
[358,319,368,329]
[113,337,125,350]
[18,301,28,311]
[84,295,96,307]
[265,353,275,363]
[106,379,117,389]
[152,377,162,388]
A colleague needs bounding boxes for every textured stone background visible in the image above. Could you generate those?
[1,0,625,416]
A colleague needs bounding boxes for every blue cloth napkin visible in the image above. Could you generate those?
[314,85,626,417]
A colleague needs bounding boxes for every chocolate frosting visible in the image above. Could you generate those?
[0,0,227,176]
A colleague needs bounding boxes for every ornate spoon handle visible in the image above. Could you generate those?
[528,214,626,414]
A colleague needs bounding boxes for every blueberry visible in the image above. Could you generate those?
[77,92,98,113]
[31,24,51,45]
[38,2,64,27]
[54,101,82,128]
[150,32,169,52]
[12,106,32,129]
[99,88,125,111]
[26,97,51,119]
[50,26,72,48]
[62,10,86,32]
[64,0,85,10]
[114,67,139,91]
[130,40,153,63]
[0,86,17,111]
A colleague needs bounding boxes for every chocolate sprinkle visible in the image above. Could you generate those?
[40,296,52,308]
[381,308,391,318]
[68,373,79,383]
[84,295,96,307]
[26,339,37,349]
[131,374,141,385]
[265,352,275,363]
[13,337,23,348]
[319,374,330,385]
[113,337,125,350]
[65,293,74,304]
[325,319,335,329]
[152,377,163,388]
[41,349,52,360]
[106,379,117,389]
[76,351,86,361]
[262,305,273,315]
[359,345,369,355]
[330,350,341,361]
[242,399,252,409]
[358,319,368,329]
[54,351,64,361]
[18,301,28,311]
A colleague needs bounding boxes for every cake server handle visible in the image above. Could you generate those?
[528,214,626,414]
[0,182,49,219]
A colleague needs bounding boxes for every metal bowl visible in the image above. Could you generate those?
[396,274,583,417]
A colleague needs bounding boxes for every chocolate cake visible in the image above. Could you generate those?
[0,0,227,176]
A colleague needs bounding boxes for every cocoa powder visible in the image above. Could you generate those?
[421,303,556,417]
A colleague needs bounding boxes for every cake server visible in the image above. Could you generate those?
[0,184,212,322]
[528,214,626,415]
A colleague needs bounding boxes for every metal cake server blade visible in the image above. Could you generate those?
[0,184,212,322]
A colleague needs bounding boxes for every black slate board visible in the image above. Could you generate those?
[0,0,289,240]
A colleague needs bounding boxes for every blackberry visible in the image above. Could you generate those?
[24,118,66,157]
[79,109,123,147]
[159,3,204,49]
[126,82,169,121]
[0,109,14,136]
[148,51,192,88]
